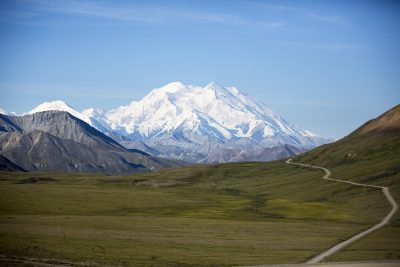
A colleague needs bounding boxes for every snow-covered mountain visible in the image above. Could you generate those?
[28,100,109,133]
[29,100,92,124]
[82,82,332,162]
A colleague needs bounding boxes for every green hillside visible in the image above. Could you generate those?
[297,104,400,168]
[0,105,399,266]
[296,104,400,261]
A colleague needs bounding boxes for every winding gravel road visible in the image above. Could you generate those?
[286,158,398,263]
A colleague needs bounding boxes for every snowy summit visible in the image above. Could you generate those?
[28,100,109,132]
[82,82,332,162]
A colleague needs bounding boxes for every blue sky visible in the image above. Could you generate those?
[0,0,399,138]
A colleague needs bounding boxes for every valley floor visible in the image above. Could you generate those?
[1,255,400,267]
[253,261,400,267]
[0,160,399,266]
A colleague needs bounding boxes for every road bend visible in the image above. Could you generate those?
[286,158,398,264]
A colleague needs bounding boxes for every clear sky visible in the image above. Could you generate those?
[0,0,399,138]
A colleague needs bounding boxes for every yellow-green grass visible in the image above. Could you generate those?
[0,157,397,266]
[0,215,362,266]
[296,131,400,262]
[326,227,400,262]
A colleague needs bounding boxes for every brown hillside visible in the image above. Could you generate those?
[355,104,400,135]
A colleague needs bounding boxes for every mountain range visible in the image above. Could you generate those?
[0,82,331,165]
[87,82,333,162]
[0,111,180,174]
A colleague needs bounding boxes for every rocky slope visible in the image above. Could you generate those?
[0,111,180,173]
[0,155,26,172]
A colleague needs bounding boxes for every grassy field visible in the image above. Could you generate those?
[0,157,398,266]
[296,130,400,263]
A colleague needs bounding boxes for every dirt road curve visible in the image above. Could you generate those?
[3,255,399,267]
[250,261,400,267]
[286,158,398,264]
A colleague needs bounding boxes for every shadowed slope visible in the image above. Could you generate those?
[0,111,181,174]
[0,155,25,172]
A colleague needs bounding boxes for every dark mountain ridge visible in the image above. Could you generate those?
[0,155,26,172]
[0,111,180,174]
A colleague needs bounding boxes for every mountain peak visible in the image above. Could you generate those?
[155,81,188,94]
[29,100,73,114]
[150,82,232,97]
[165,81,186,88]
[29,100,93,126]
